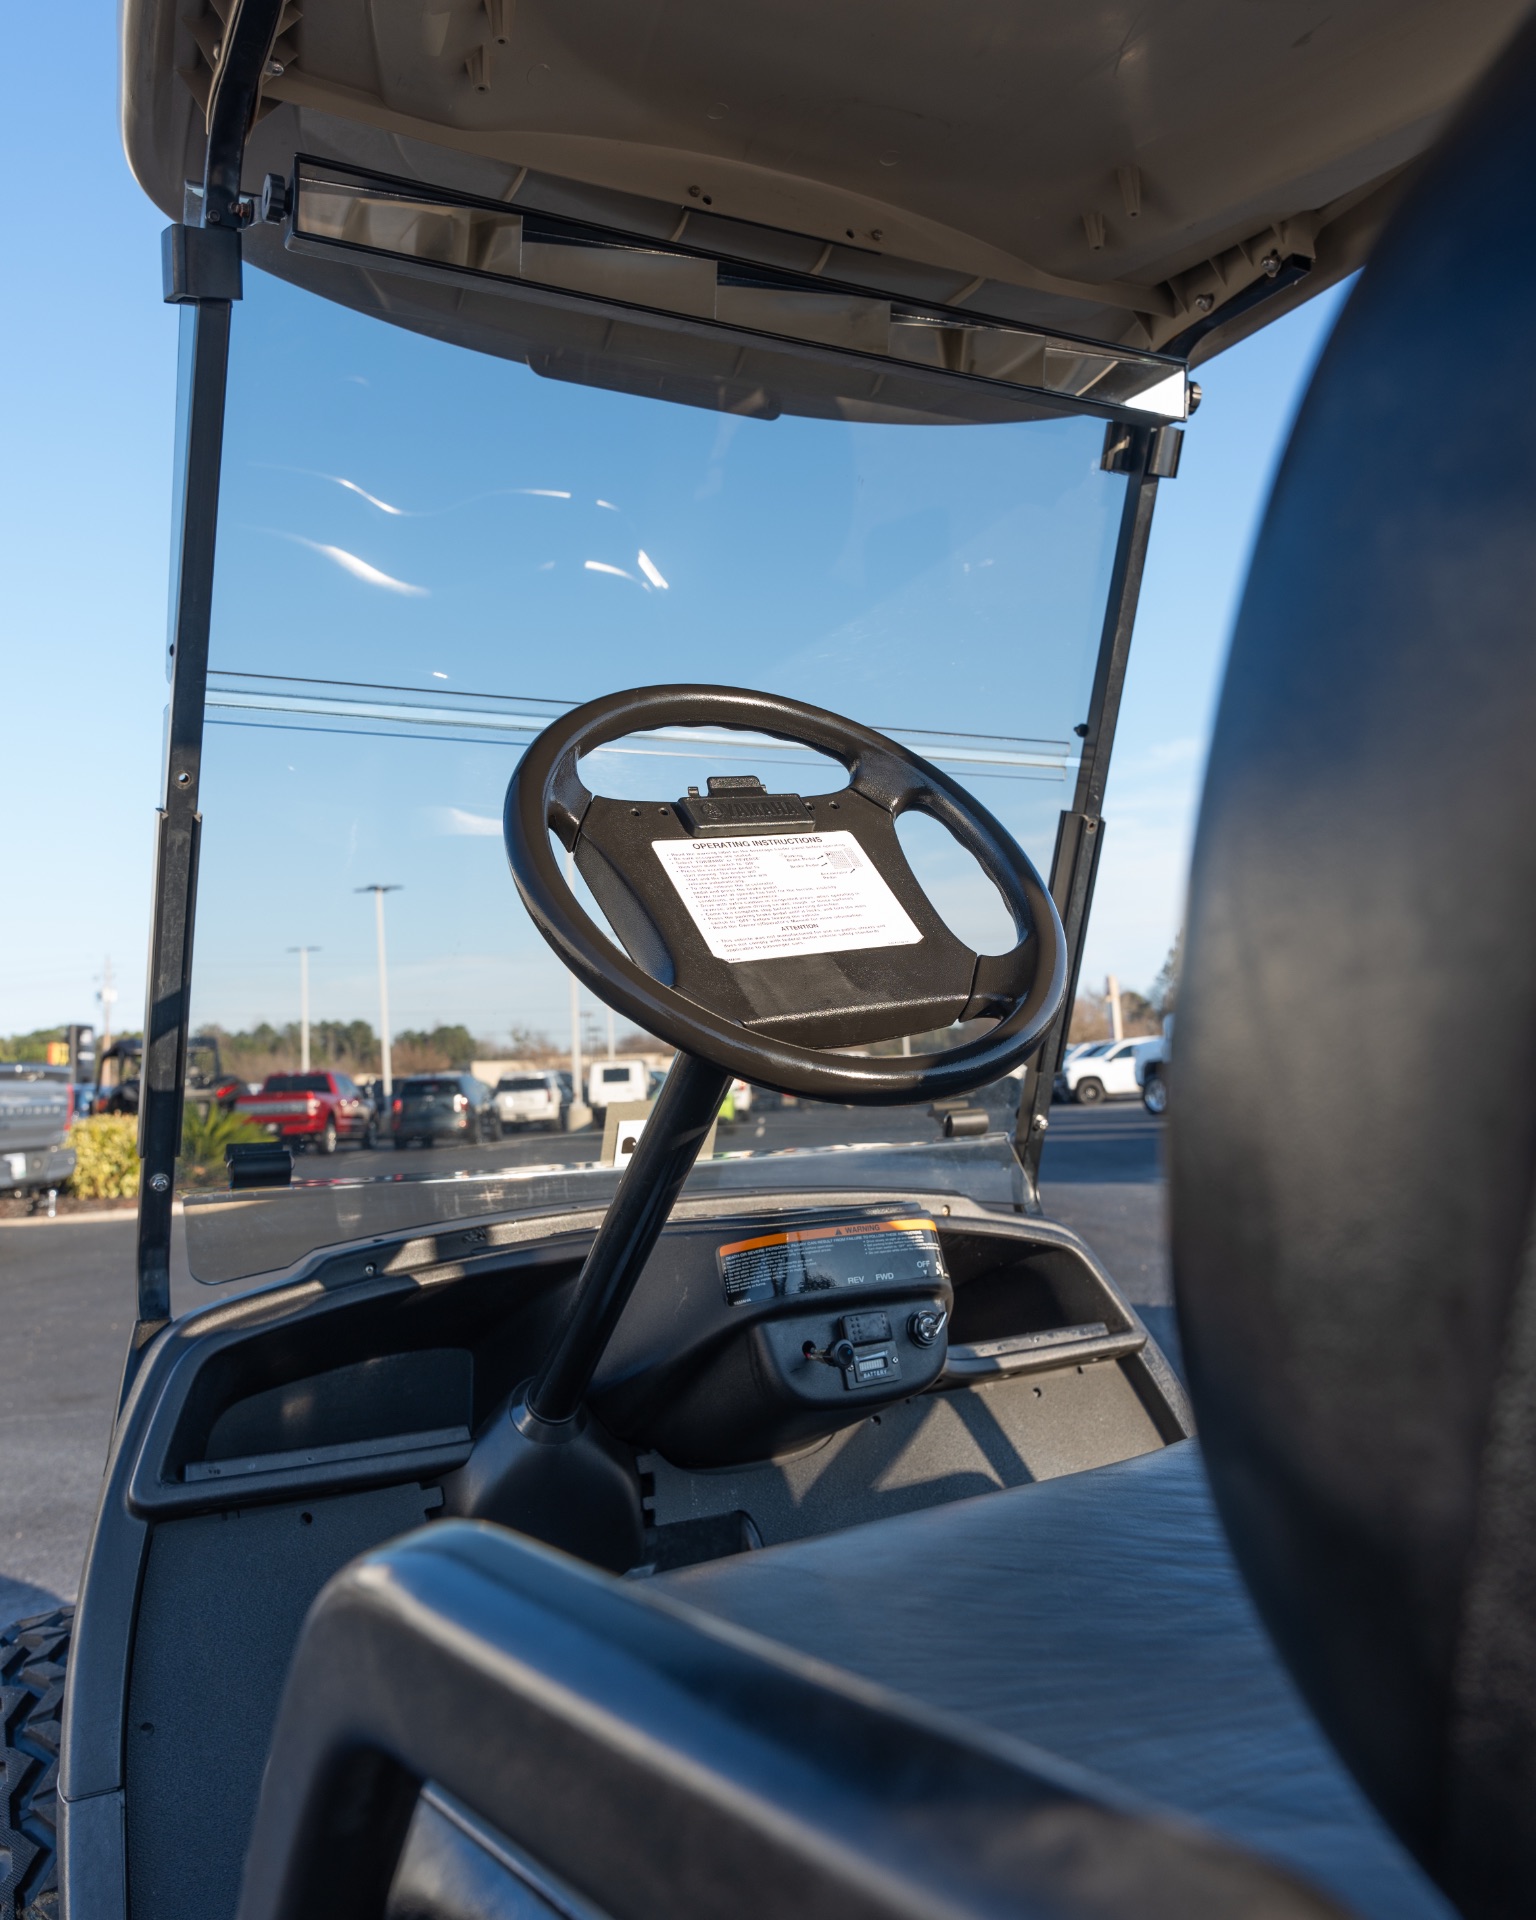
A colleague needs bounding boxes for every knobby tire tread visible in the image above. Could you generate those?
[1,1608,73,1920]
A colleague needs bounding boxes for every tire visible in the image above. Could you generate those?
[1143,1071,1169,1116]
[1,1606,73,1920]
[1074,1078,1106,1105]
[318,1118,338,1156]
[393,1139,409,1152]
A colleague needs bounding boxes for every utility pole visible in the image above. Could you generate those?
[355,886,401,1096]
[1107,974,1124,1041]
[288,946,320,1071]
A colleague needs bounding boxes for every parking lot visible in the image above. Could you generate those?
[0,1099,1168,1630]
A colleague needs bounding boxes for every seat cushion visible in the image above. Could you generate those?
[658,1441,1449,1920]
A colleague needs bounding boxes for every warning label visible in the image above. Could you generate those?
[717,1216,945,1306]
[652,830,921,964]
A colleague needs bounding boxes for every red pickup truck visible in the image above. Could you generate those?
[235,1071,376,1153]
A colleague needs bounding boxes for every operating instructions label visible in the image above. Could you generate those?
[652,830,921,963]
[716,1217,945,1306]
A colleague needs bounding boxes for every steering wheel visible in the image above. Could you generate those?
[505,685,1066,1103]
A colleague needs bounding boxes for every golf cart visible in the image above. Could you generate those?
[6,3,1534,1918]
[91,1034,239,1119]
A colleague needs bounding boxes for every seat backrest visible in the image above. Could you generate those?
[235,1521,1345,1920]
[1172,15,1536,1918]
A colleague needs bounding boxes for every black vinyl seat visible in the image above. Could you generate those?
[237,1512,1353,1920]
[659,1443,1450,1920]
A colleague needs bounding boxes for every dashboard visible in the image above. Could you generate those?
[123,1192,1186,1540]
[590,1207,955,1465]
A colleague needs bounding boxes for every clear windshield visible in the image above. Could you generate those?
[185,269,1127,1280]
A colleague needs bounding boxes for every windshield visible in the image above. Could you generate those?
[184,269,1128,1281]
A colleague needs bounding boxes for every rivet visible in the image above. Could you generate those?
[150,1172,170,1193]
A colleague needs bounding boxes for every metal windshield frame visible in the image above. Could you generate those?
[1014,427,1173,1209]
[131,0,1173,1361]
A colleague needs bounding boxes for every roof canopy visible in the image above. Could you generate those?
[122,0,1523,414]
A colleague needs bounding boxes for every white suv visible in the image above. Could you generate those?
[1055,1036,1158,1105]
[1136,1019,1173,1114]
[492,1072,565,1132]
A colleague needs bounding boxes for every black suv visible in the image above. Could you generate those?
[388,1073,498,1148]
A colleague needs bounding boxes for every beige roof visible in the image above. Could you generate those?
[122,0,1522,399]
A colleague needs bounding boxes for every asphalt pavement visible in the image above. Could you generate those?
[0,1098,1169,1630]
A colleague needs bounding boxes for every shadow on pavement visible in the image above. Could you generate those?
[1,1574,67,1635]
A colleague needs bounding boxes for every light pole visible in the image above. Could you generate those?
[356,886,401,1096]
[564,850,592,1130]
[288,946,320,1071]
[97,954,117,1052]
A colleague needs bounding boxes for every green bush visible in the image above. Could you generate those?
[179,1105,269,1189]
[67,1116,141,1201]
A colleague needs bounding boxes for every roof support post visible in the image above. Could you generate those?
[1012,424,1177,1210]
[127,0,284,1384]
[131,299,230,1353]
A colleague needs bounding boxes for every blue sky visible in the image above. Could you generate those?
[1,2,1345,1046]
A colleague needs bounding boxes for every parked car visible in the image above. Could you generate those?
[235,1070,377,1153]
[1136,1019,1173,1115]
[493,1071,566,1132]
[0,1063,76,1198]
[587,1060,651,1114]
[1055,1035,1158,1105]
[390,1073,499,1147]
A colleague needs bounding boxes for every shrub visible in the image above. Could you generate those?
[179,1104,269,1189]
[67,1116,141,1200]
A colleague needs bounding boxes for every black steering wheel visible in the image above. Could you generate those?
[505,685,1066,1103]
